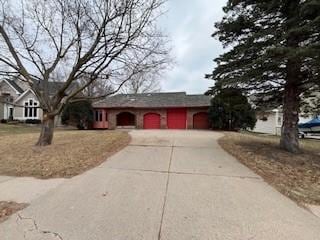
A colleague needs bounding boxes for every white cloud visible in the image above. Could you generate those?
[159,0,227,94]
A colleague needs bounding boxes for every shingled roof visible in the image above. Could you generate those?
[93,92,211,109]
[7,80,24,94]
[36,81,73,95]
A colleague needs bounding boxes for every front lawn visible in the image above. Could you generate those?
[0,125,130,178]
[0,123,41,136]
[219,132,320,205]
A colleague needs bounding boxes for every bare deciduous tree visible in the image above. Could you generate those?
[0,0,170,146]
[79,75,115,98]
[121,71,162,94]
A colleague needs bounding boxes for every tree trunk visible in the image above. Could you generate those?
[280,82,300,153]
[36,112,55,146]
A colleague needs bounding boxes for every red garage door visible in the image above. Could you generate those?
[193,112,209,129]
[167,108,187,129]
[144,113,161,129]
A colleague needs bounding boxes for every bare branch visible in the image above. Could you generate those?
[0,0,171,120]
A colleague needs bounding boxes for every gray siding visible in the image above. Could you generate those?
[0,80,20,99]
[254,112,279,135]
[0,103,4,119]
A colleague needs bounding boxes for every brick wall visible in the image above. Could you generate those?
[187,107,209,129]
[106,108,167,130]
[95,107,209,130]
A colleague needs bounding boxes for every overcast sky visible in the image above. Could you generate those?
[159,0,227,94]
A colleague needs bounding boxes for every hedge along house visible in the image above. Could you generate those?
[92,92,211,130]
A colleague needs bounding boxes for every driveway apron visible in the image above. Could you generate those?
[1,130,320,240]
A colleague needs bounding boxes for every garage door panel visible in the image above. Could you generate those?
[144,113,161,129]
[167,109,187,129]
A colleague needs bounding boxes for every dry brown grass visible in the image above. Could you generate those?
[0,129,130,178]
[0,123,41,136]
[0,201,28,223]
[219,132,320,205]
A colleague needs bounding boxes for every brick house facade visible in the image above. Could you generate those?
[92,92,211,130]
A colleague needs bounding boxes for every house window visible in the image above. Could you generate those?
[259,116,268,121]
[95,110,103,122]
[24,99,38,118]
[1,93,13,103]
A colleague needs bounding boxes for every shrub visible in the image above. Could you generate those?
[61,100,93,130]
[208,87,256,130]
[25,119,42,124]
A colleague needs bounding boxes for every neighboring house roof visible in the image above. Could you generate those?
[93,92,211,109]
[0,79,24,94]
[36,81,79,96]
[14,81,75,101]
[33,81,65,95]
[1,79,68,96]
[13,83,67,105]
[14,88,36,103]
[6,80,24,94]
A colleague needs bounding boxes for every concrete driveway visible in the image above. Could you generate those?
[1,130,320,240]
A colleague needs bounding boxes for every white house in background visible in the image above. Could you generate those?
[0,79,43,121]
[0,78,65,122]
[253,108,313,135]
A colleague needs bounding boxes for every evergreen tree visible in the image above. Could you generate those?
[206,0,320,153]
[208,87,256,131]
[61,101,93,130]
